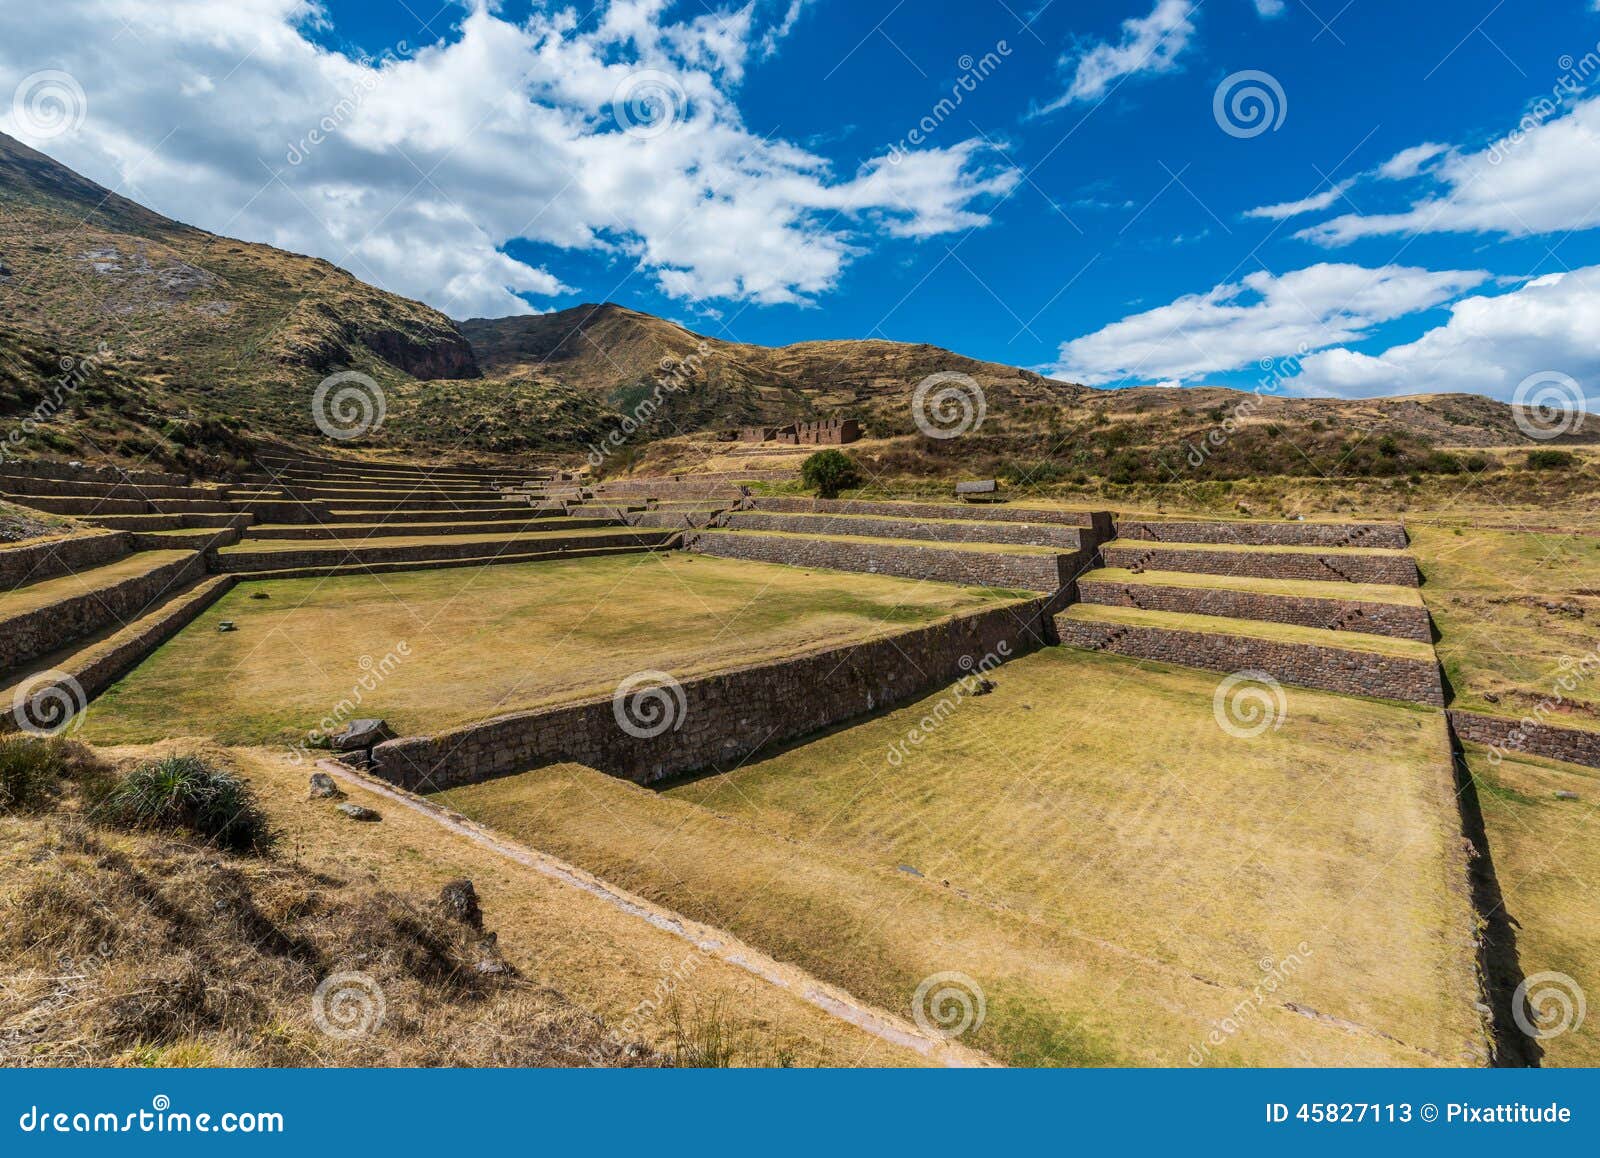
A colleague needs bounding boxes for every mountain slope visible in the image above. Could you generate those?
[462,303,1083,430]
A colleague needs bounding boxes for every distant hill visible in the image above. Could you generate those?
[0,131,1588,479]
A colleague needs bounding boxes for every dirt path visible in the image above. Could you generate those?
[318,759,997,1068]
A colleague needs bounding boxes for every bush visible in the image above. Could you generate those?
[107,755,272,853]
[800,449,862,498]
[0,735,111,812]
[1527,449,1577,470]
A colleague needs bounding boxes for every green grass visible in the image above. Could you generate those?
[1462,743,1600,1066]
[437,647,1482,1066]
[1,550,193,616]
[1085,567,1423,606]
[1060,603,1438,659]
[78,552,1022,746]
[1409,524,1600,729]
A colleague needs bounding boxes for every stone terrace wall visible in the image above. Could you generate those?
[1055,614,1445,705]
[1102,543,1421,586]
[0,531,132,589]
[1077,578,1434,642]
[1115,520,1408,549]
[1449,709,1600,771]
[686,529,1081,592]
[371,599,1052,790]
[211,529,673,572]
[0,459,189,488]
[725,511,1086,550]
[752,497,1113,539]
[0,551,205,673]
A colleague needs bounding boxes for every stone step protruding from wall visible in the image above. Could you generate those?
[1054,606,1445,706]
[1100,543,1420,586]
[1114,520,1408,549]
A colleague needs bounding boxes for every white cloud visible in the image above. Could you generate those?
[1253,0,1286,15]
[1300,96,1600,245]
[1375,141,1449,180]
[1292,266,1600,401]
[1047,0,1198,109]
[0,0,1013,318]
[1052,262,1489,385]
[1243,180,1355,221]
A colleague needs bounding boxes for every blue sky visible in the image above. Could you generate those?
[3,1,1600,402]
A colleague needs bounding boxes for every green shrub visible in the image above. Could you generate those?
[800,449,862,499]
[1527,449,1577,470]
[106,755,272,853]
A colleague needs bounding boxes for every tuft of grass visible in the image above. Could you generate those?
[0,735,112,812]
[664,995,795,1068]
[106,755,272,853]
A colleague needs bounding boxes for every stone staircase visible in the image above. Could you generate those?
[1059,517,1444,705]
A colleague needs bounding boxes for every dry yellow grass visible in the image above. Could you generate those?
[80,552,1016,745]
[1409,524,1600,728]
[1463,742,1600,1066]
[438,648,1485,1066]
[0,740,923,1067]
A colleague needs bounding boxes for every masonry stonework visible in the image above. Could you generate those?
[686,529,1083,592]
[1054,614,1445,705]
[1102,543,1420,586]
[724,511,1087,550]
[0,531,132,589]
[1076,578,1433,642]
[751,496,1113,538]
[1449,709,1600,771]
[1115,520,1408,549]
[371,600,1051,791]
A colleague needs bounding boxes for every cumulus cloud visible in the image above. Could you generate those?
[1300,96,1600,246]
[1292,267,1600,401]
[0,0,1014,318]
[1047,0,1198,109]
[1052,262,1489,385]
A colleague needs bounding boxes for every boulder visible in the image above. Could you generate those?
[336,802,380,822]
[331,718,394,752]
[439,878,484,930]
[308,771,344,799]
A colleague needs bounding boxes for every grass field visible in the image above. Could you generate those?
[436,647,1484,1066]
[79,553,1022,746]
[1463,742,1600,1066]
[1409,524,1600,728]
